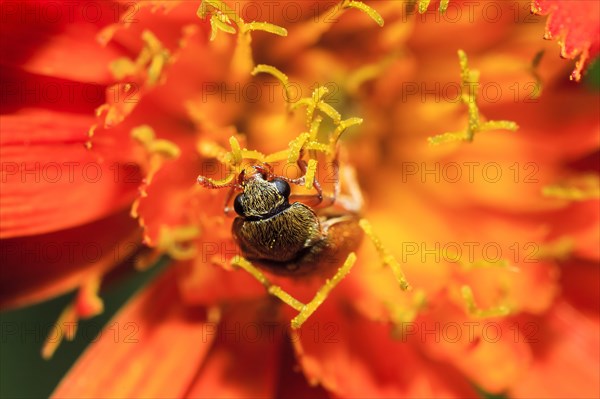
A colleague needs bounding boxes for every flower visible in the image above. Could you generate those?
[1,1,598,398]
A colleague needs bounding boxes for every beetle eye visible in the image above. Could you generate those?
[272,178,290,198]
[233,193,245,216]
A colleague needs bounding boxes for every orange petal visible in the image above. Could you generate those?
[184,300,283,398]
[1,109,141,238]
[510,301,600,398]
[292,297,477,398]
[134,149,198,246]
[51,266,216,398]
[0,209,140,309]
[420,304,532,394]
[455,256,559,315]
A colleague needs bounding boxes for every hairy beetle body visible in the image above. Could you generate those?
[231,170,363,276]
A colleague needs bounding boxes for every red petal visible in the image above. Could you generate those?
[184,300,283,398]
[560,258,600,316]
[1,66,105,114]
[177,259,266,306]
[544,200,600,260]
[532,0,600,80]
[275,337,331,399]
[0,109,141,238]
[0,1,121,83]
[51,266,215,398]
[0,209,139,309]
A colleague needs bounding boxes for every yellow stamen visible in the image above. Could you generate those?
[317,102,342,125]
[240,149,266,161]
[305,159,318,190]
[208,13,237,41]
[461,259,521,275]
[309,116,323,141]
[287,133,310,163]
[131,125,181,177]
[542,174,600,201]
[331,117,363,147]
[428,50,518,145]
[232,252,359,329]
[228,136,243,164]
[359,219,411,291]
[341,0,384,26]
[157,225,200,260]
[244,22,287,36]
[252,64,293,105]
[197,139,230,163]
[440,0,450,13]
[198,0,287,74]
[109,30,170,87]
[479,120,519,132]
[42,276,104,359]
[304,142,331,154]
[418,0,450,13]
[390,290,428,338]
[231,256,305,311]
[461,285,511,318]
[148,139,181,159]
[536,237,574,261]
[291,252,357,329]
[427,131,469,145]
[346,56,396,95]
[291,86,333,127]
[42,304,77,359]
[264,149,292,163]
[131,124,155,144]
[418,0,432,13]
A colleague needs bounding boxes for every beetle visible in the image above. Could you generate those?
[229,163,364,277]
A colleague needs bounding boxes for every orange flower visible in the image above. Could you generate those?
[1,1,598,398]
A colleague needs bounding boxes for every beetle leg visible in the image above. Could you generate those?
[291,252,357,329]
[358,219,411,291]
